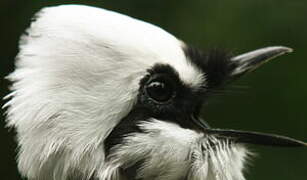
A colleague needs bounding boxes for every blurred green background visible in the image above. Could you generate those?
[0,0,306,179]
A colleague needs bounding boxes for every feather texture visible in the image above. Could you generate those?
[4,4,205,180]
[102,120,249,180]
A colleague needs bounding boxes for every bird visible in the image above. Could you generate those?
[3,4,306,180]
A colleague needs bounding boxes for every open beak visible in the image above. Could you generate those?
[230,46,293,78]
[192,116,306,147]
[193,46,306,147]
[204,128,307,147]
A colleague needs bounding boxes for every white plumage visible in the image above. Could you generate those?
[4,4,302,180]
[4,5,206,179]
[101,120,247,180]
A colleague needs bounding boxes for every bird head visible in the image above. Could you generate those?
[4,4,306,180]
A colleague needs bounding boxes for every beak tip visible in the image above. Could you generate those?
[295,141,307,147]
[275,46,293,54]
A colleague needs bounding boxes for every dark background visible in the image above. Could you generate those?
[1,0,306,180]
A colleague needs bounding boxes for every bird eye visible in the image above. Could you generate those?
[145,77,174,103]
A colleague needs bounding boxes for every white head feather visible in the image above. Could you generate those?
[4,3,300,180]
[4,4,208,180]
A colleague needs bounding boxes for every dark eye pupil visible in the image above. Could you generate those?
[146,80,173,102]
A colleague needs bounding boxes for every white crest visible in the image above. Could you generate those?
[4,4,204,180]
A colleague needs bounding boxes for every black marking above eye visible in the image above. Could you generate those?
[145,76,175,103]
[183,45,233,89]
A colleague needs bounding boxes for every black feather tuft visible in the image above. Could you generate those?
[183,45,236,89]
